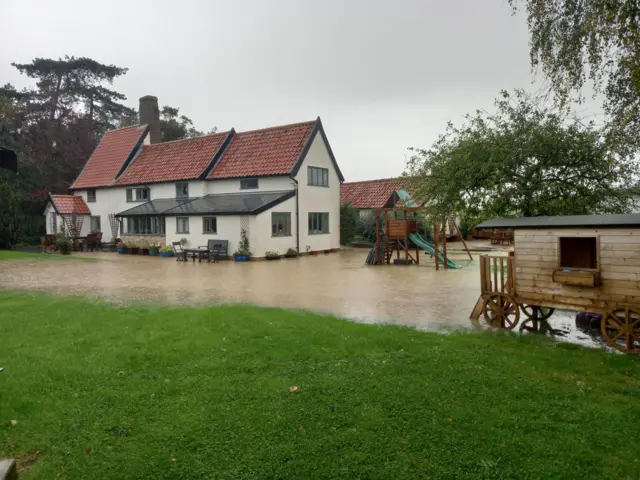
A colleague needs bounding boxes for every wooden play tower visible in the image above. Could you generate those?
[374,206,422,265]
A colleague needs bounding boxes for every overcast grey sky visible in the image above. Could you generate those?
[2,0,546,181]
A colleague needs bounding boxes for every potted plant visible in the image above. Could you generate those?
[129,240,139,255]
[149,242,161,256]
[284,247,298,259]
[117,241,128,254]
[265,250,281,261]
[233,228,252,262]
[180,237,188,248]
[56,236,72,255]
[139,239,150,256]
[159,245,174,258]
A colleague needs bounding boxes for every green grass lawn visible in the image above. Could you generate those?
[0,251,99,262]
[1,292,640,479]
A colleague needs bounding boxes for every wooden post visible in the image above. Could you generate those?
[384,211,389,264]
[434,223,440,270]
[404,209,408,264]
[452,218,473,260]
[442,218,448,269]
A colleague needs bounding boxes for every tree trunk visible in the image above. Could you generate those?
[50,74,62,121]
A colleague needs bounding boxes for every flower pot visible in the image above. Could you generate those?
[130,248,139,255]
[266,256,281,261]
[117,248,128,254]
[234,255,250,262]
[310,251,319,256]
[141,248,149,256]
[284,253,298,259]
[159,251,174,258]
[149,248,159,256]
[330,248,338,253]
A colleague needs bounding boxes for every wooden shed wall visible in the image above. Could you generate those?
[514,228,640,311]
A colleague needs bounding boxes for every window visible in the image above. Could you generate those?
[90,216,101,232]
[559,237,598,270]
[176,217,189,234]
[203,217,217,234]
[126,187,150,202]
[176,182,189,198]
[87,189,96,202]
[272,212,291,236]
[308,166,329,187]
[50,213,57,234]
[240,178,259,190]
[124,216,165,235]
[308,212,329,234]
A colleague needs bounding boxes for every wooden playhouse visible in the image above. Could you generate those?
[470,214,640,354]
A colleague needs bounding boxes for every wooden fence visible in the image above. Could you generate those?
[479,255,515,295]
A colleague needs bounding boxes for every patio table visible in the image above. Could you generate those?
[184,247,209,263]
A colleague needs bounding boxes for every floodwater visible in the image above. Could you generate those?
[0,248,602,348]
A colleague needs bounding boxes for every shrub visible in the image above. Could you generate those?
[265,250,281,258]
[56,237,72,255]
[285,247,298,256]
[234,229,251,256]
[340,202,359,245]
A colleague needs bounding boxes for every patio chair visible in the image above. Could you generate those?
[41,234,57,253]
[172,241,186,261]
[202,240,228,263]
[86,232,102,252]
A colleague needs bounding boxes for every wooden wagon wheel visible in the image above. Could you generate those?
[481,293,520,330]
[601,307,640,354]
[521,304,555,321]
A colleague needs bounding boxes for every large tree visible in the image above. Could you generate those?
[404,90,639,222]
[510,0,640,147]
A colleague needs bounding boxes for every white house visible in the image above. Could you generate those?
[45,95,344,257]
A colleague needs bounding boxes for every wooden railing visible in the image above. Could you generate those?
[480,254,515,295]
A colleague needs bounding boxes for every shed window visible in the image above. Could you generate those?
[559,237,598,270]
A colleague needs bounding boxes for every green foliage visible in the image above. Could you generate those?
[159,106,217,142]
[285,247,298,256]
[405,90,639,221]
[339,202,359,245]
[265,250,281,258]
[160,245,173,253]
[2,291,640,479]
[355,213,376,243]
[0,55,207,247]
[235,228,251,256]
[55,236,72,255]
[0,177,23,248]
[510,0,640,148]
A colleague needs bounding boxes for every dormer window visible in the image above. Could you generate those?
[240,178,259,190]
[176,182,189,198]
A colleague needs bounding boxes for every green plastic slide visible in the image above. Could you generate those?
[408,233,462,269]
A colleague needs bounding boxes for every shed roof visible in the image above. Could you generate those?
[49,194,91,215]
[476,214,640,230]
[340,178,406,209]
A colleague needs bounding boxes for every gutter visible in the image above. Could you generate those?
[290,175,300,253]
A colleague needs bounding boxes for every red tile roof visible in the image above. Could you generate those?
[115,131,230,186]
[71,125,148,189]
[208,120,316,179]
[340,178,406,209]
[50,194,91,215]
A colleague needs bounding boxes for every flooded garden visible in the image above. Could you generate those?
[0,248,603,348]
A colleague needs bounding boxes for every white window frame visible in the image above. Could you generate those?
[308,212,329,235]
[90,215,101,232]
[176,182,189,199]
[203,217,217,234]
[271,212,291,237]
[176,217,189,234]
[308,166,329,187]
[240,178,259,190]
[126,187,150,202]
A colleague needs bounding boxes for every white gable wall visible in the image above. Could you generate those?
[293,132,341,252]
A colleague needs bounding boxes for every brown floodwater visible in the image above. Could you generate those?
[0,249,603,348]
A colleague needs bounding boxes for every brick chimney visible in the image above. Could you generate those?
[139,95,161,144]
